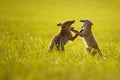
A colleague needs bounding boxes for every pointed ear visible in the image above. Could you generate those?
[57,23,62,26]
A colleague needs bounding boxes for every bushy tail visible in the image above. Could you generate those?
[48,42,54,51]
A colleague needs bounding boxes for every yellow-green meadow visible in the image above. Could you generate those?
[0,0,120,80]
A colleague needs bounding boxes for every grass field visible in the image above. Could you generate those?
[0,0,120,80]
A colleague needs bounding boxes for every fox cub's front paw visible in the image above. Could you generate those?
[70,27,74,30]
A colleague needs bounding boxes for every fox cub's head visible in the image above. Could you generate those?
[57,20,75,31]
[80,20,93,28]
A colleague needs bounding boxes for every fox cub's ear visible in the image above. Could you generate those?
[57,23,62,26]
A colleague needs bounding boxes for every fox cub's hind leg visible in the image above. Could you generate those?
[90,48,97,56]
[85,47,91,54]
[90,48,102,56]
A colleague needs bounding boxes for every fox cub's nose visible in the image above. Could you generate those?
[80,20,86,22]
[72,20,75,23]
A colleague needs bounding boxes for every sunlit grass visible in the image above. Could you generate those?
[0,0,120,80]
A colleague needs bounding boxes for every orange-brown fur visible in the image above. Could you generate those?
[48,20,78,51]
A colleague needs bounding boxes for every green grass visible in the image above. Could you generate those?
[0,0,120,80]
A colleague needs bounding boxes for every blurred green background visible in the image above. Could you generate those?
[0,0,119,22]
[0,0,120,80]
